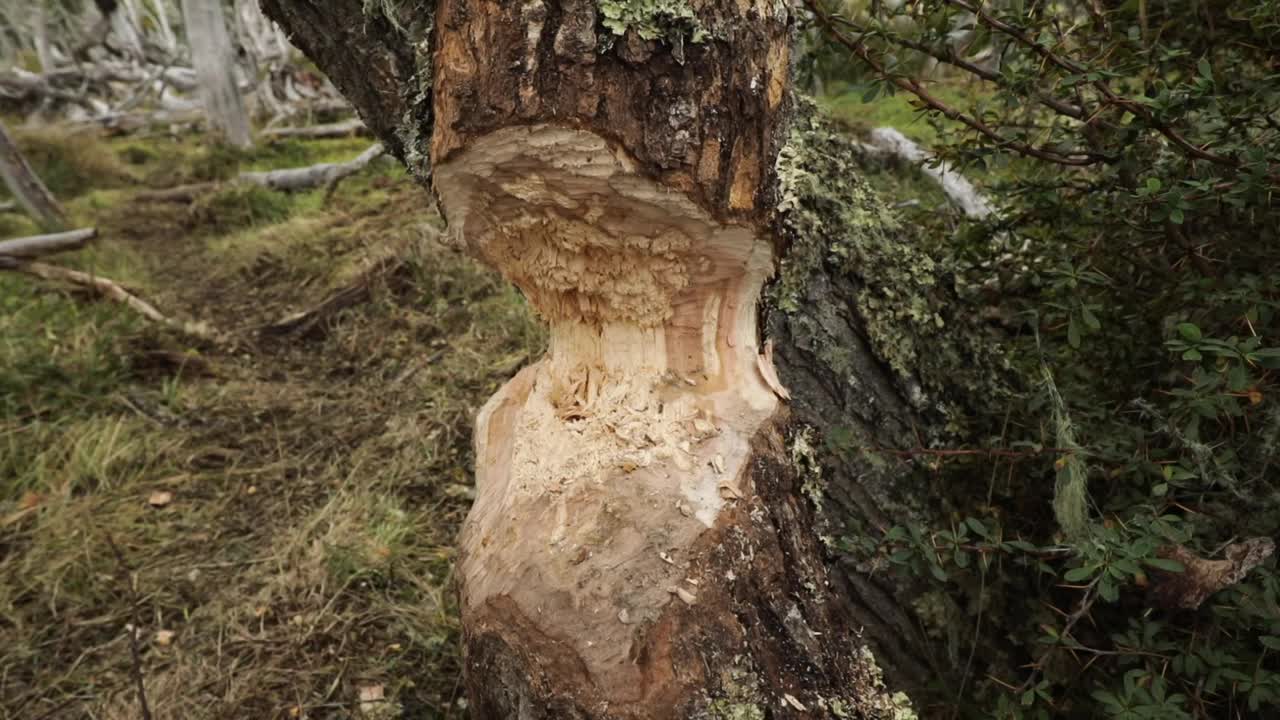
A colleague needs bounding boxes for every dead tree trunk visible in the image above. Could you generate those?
[263,1,1007,717]
[181,0,253,149]
[0,120,68,231]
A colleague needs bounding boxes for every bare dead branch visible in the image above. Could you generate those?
[7,260,218,341]
[239,142,384,192]
[0,227,97,259]
[260,118,367,139]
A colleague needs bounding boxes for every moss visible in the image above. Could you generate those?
[772,100,1009,434]
[597,0,708,43]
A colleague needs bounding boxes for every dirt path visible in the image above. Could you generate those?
[1,146,542,719]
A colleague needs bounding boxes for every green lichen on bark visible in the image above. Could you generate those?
[772,103,1009,433]
[597,0,708,42]
[704,666,765,720]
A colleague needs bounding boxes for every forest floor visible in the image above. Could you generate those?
[0,126,542,719]
[0,102,947,720]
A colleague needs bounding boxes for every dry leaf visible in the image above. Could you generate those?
[1148,537,1275,610]
[18,491,42,510]
[147,490,173,508]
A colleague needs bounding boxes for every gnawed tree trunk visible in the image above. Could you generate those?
[0,120,68,231]
[181,0,253,149]
[263,1,1007,717]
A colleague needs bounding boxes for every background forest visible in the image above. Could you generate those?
[1,1,1278,719]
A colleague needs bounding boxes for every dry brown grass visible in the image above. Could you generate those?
[0,130,544,719]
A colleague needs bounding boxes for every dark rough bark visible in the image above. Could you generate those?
[262,1,995,716]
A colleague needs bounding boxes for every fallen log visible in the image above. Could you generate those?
[260,118,366,139]
[239,142,383,191]
[0,119,70,231]
[0,228,97,259]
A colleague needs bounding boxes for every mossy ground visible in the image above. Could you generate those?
[0,127,543,719]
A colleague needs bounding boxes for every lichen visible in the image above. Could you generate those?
[597,0,708,43]
[850,646,919,720]
[705,665,765,720]
[772,100,1009,434]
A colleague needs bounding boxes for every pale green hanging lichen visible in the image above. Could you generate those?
[772,101,1010,433]
[1043,364,1092,537]
[597,0,708,43]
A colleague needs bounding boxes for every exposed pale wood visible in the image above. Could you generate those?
[0,120,69,231]
[0,228,97,259]
[260,118,366,139]
[181,0,252,149]
[7,260,217,340]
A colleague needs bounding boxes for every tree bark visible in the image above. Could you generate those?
[0,120,69,232]
[263,1,1005,716]
[181,0,253,149]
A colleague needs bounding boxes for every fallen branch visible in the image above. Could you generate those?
[262,255,405,336]
[260,118,366,139]
[7,260,217,341]
[0,227,97,259]
[137,142,386,203]
[862,127,994,219]
[240,142,384,192]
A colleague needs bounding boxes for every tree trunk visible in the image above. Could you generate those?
[262,1,1006,716]
[181,0,253,150]
[0,121,69,232]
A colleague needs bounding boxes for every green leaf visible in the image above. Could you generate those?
[1144,557,1186,573]
[1068,314,1082,348]
[1177,323,1203,341]
[965,517,990,538]
[1260,636,1280,651]
[1170,207,1185,224]
[1064,566,1095,582]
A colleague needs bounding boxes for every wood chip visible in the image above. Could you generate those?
[710,454,726,474]
[718,482,743,500]
[673,587,697,605]
[756,340,791,400]
[154,629,175,646]
[147,490,174,507]
[783,693,807,711]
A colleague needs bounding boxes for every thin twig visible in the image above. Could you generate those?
[803,0,1111,166]
[104,534,153,720]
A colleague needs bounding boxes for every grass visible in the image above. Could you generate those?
[0,127,540,719]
